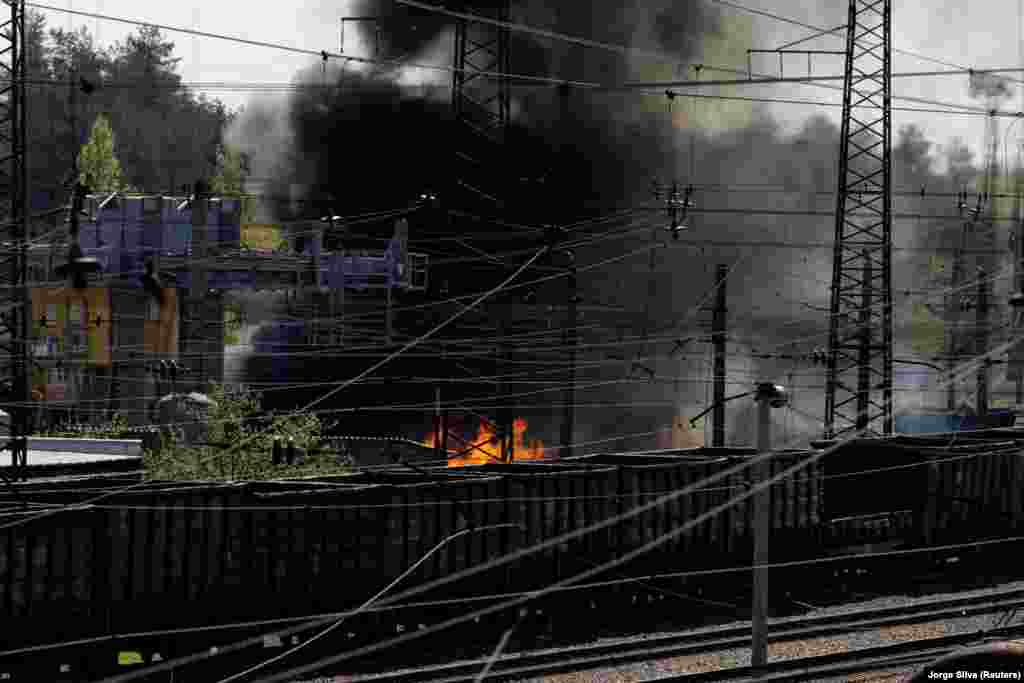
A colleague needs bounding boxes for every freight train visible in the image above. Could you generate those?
[2,429,1024,677]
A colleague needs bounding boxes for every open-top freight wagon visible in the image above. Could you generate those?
[3,430,1024,678]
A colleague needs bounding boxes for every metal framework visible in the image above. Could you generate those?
[449,0,511,211]
[0,0,29,476]
[451,0,511,143]
[974,111,1000,417]
[445,0,516,464]
[824,0,893,439]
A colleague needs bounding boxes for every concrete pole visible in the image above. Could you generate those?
[751,388,775,668]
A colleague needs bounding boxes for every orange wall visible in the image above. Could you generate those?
[143,288,179,356]
[31,287,112,367]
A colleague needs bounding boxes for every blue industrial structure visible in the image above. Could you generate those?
[895,410,1016,434]
[72,195,425,292]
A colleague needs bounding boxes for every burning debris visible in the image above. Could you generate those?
[423,417,548,467]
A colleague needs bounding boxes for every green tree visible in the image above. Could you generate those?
[141,383,347,481]
[211,143,245,195]
[77,113,125,191]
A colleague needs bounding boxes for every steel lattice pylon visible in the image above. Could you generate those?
[451,0,511,143]
[0,0,29,476]
[824,0,893,440]
[450,0,511,211]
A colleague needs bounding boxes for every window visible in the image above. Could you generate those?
[147,298,162,322]
[46,303,57,322]
[32,336,54,357]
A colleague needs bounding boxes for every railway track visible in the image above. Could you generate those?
[351,587,1024,682]
[657,627,1024,682]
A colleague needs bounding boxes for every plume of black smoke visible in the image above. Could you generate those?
[231,2,984,445]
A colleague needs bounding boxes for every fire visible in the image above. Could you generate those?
[421,417,548,467]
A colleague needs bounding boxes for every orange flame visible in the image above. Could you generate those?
[422,417,548,467]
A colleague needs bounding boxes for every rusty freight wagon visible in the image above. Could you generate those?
[0,448,826,651]
[817,428,1024,551]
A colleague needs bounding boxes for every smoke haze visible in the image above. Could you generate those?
[224,1,1005,449]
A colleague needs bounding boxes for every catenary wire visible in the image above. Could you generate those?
[142,337,1016,683]
[22,333,1020,670]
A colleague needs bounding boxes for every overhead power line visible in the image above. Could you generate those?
[25,2,1015,119]
[400,0,978,82]
[25,2,599,90]
[394,0,684,64]
[625,68,1024,95]
[707,0,1001,76]
[7,77,992,117]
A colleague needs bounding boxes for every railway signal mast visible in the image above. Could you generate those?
[824,0,894,439]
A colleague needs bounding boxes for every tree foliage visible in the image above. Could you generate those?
[143,383,348,481]
[211,143,245,195]
[78,113,125,191]
[36,383,350,481]
[23,13,236,198]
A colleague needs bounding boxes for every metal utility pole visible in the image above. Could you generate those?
[496,319,513,463]
[561,260,577,460]
[824,0,893,439]
[977,266,990,417]
[555,81,575,461]
[434,384,444,460]
[0,0,30,476]
[712,264,728,447]
[451,0,510,143]
[1011,192,1024,405]
[947,209,970,412]
[751,382,788,668]
[449,0,511,211]
[188,180,210,393]
[856,252,873,429]
[974,108,1000,419]
[946,286,959,413]
[385,283,393,344]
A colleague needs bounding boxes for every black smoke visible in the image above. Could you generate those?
[233,2,990,447]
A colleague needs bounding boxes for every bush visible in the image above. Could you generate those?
[37,384,353,481]
[143,382,352,481]
[37,412,131,439]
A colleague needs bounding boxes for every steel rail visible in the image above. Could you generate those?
[355,588,1024,682]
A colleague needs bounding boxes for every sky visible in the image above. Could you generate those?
[31,0,1024,167]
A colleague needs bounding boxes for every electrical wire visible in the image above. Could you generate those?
[25,2,602,90]
[148,337,1022,683]
[8,533,1024,662]
[12,335,1022,673]
[214,522,520,683]
[11,261,1010,423]
[63,446,1017,514]
[709,0,1003,78]
[23,2,1013,118]
[0,248,552,532]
